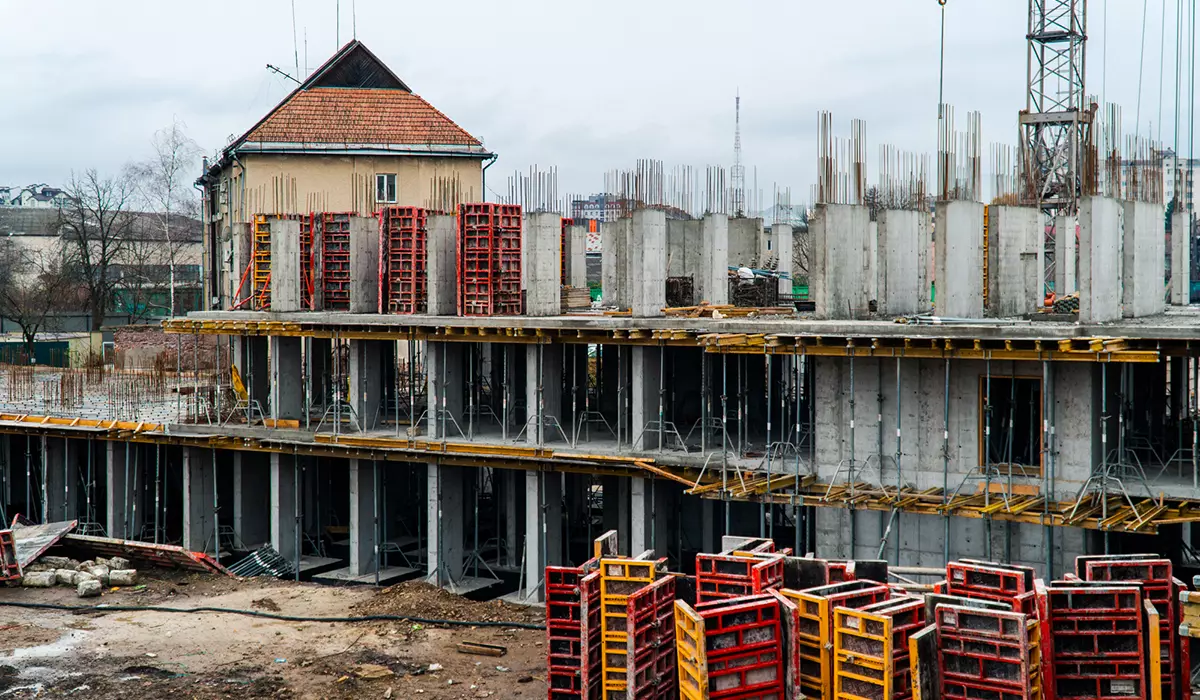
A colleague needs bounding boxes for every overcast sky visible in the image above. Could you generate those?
[0,0,1189,207]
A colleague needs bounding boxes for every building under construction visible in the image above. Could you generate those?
[0,0,1198,640]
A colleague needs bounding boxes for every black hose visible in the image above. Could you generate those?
[0,600,545,630]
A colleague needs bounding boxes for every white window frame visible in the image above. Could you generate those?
[376,173,397,203]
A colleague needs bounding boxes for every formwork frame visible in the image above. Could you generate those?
[936,604,1042,700]
[695,552,785,603]
[782,581,891,700]
[694,594,786,698]
[547,559,599,700]
[1047,583,1146,700]
[379,206,428,314]
[458,203,522,316]
[320,213,353,311]
[599,557,658,698]
[832,597,924,700]
[626,575,677,699]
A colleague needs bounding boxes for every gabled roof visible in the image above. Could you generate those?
[218,40,488,165]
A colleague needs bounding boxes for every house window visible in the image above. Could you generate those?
[376,174,397,203]
[978,376,1043,474]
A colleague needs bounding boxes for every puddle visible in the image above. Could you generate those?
[1,630,88,687]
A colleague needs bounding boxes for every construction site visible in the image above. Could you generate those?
[4,1,1200,699]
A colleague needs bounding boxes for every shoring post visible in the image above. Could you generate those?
[849,352,857,556]
[722,353,730,532]
[1042,359,1052,579]
[210,448,218,557]
[658,343,666,454]
[984,353,993,561]
[894,356,902,565]
[39,437,46,524]
[764,353,771,538]
[154,445,161,544]
[294,451,302,581]
[1101,364,1110,553]
[794,349,803,554]
[373,460,380,586]
[942,357,950,565]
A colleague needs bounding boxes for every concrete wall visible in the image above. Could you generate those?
[773,224,794,296]
[876,210,920,316]
[426,214,457,315]
[565,223,588,289]
[700,214,729,304]
[523,213,562,316]
[811,204,870,319]
[812,356,1096,502]
[987,206,1044,317]
[1172,211,1191,305]
[1122,200,1165,318]
[1054,215,1077,295]
[1078,197,1124,323]
[600,218,632,308]
[727,217,763,268]
[268,219,301,312]
[348,216,379,314]
[631,210,667,317]
[934,201,985,318]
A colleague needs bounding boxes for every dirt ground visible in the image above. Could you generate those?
[0,572,548,699]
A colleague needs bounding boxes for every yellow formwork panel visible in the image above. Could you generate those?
[252,215,271,309]
[1145,599,1162,700]
[599,558,656,698]
[1027,618,1043,700]
[674,600,707,700]
[781,588,834,700]
[833,606,893,700]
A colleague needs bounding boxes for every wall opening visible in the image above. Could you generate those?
[979,375,1043,474]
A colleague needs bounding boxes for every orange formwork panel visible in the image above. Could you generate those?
[832,596,925,700]
[781,580,891,700]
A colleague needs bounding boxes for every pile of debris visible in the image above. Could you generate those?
[23,555,137,598]
[0,517,230,598]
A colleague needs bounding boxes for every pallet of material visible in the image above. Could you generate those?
[560,286,592,312]
[663,303,795,318]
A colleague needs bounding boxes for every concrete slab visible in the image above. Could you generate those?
[298,555,341,575]
[311,565,417,586]
[441,575,500,596]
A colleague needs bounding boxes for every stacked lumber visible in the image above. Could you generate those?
[662,303,795,318]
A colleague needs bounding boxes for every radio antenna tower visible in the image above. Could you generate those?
[732,91,746,217]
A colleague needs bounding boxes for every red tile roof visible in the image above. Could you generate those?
[244,87,482,148]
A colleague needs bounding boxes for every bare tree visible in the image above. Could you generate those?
[128,119,203,316]
[58,169,137,329]
[791,207,811,286]
[0,239,75,358]
[110,216,177,323]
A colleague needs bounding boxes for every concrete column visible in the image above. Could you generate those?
[233,452,270,548]
[987,206,1044,317]
[349,339,385,430]
[503,469,520,567]
[867,220,879,305]
[41,437,77,523]
[427,214,457,315]
[426,342,465,438]
[601,218,633,308]
[1172,211,1191,305]
[728,217,762,268]
[269,336,303,421]
[934,201,985,318]
[427,463,465,585]
[774,223,794,296]
[522,470,563,601]
[631,346,663,450]
[1078,197,1124,323]
[566,223,589,288]
[917,211,933,311]
[630,476,648,555]
[270,452,298,561]
[105,441,128,539]
[182,448,216,554]
[877,210,920,315]
[525,344,564,443]
[524,213,563,316]
[631,209,667,317]
[1122,200,1166,318]
[700,214,730,305]
[348,216,380,313]
[617,477,632,554]
[269,218,301,312]
[811,204,871,319]
[348,460,377,577]
[1054,215,1077,295]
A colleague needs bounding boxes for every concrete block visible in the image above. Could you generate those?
[524,212,562,316]
[811,204,871,319]
[1054,215,1077,295]
[76,579,101,597]
[877,210,920,315]
[426,215,457,316]
[1173,211,1191,305]
[987,206,1044,317]
[1122,200,1165,318]
[700,214,730,304]
[21,571,54,587]
[269,218,301,312]
[109,570,137,586]
[934,201,985,318]
[1078,197,1124,322]
[631,209,666,317]
[348,216,379,313]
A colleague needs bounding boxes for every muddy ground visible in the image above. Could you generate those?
[0,573,548,698]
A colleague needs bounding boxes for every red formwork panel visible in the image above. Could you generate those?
[579,571,601,700]
[1080,558,1176,700]
[379,206,428,314]
[1174,577,1191,700]
[1047,583,1146,700]
[547,564,588,700]
[560,217,572,286]
[695,593,785,699]
[947,561,1038,616]
[457,203,523,316]
[695,554,785,604]
[626,575,677,700]
[937,604,1041,700]
[319,212,353,310]
[1035,579,1056,700]
[770,590,801,700]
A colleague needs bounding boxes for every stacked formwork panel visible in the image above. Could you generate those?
[627,576,677,699]
[1076,556,1177,700]
[299,214,315,310]
[946,560,1038,616]
[675,593,789,699]
[458,203,522,316]
[320,212,353,310]
[1046,583,1146,700]
[546,560,601,700]
[935,604,1043,700]
[598,556,676,699]
[251,214,272,309]
[782,580,891,700]
[378,206,428,314]
[833,596,925,700]
[695,553,785,604]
